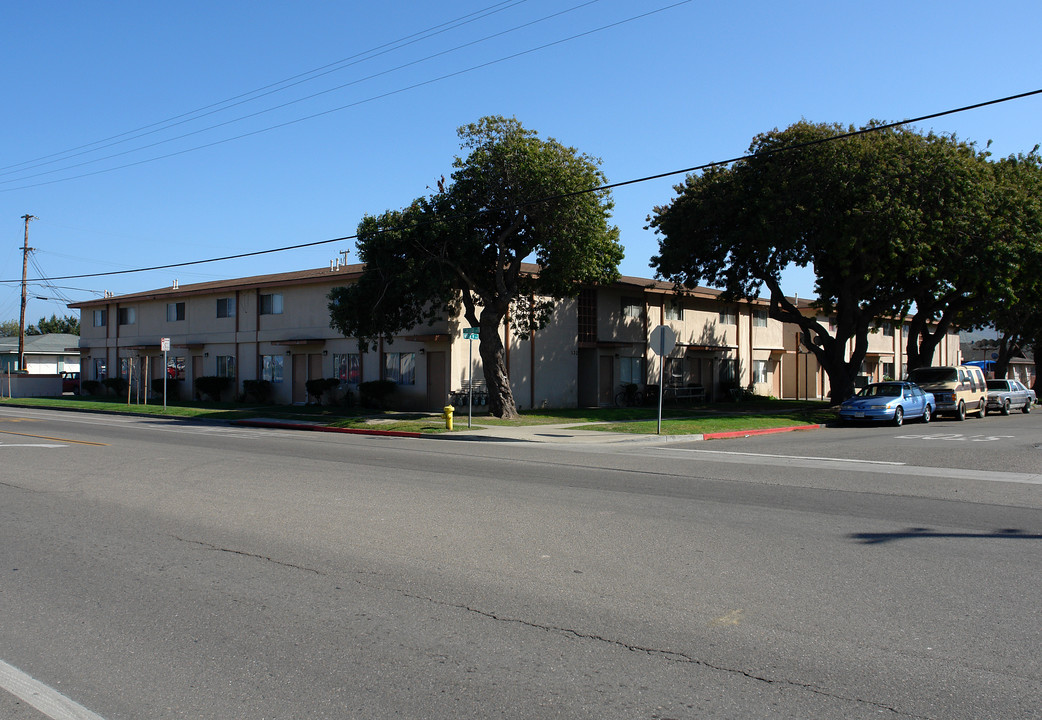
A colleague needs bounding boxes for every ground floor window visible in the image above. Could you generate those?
[334,353,361,384]
[216,355,235,378]
[94,358,107,380]
[720,358,738,384]
[168,356,186,380]
[384,352,415,385]
[261,355,284,383]
[619,356,643,385]
[882,362,895,381]
[753,359,768,385]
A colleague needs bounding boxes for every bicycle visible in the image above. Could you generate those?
[614,384,644,407]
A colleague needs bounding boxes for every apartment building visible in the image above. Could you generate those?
[70,264,961,410]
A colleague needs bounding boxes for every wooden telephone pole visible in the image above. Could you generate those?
[18,214,35,371]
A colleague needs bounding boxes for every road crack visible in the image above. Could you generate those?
[171,536,325,575]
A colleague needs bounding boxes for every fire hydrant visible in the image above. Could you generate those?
[442,405,454,431]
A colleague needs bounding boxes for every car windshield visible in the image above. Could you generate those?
[908,368,958,383]
[986,380,1009,390]
[860,383,903,398]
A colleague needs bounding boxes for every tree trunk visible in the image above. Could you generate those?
[478,307,518,419]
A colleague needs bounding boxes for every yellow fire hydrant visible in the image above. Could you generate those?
[442,405,454,431]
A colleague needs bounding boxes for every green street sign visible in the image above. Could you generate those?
[463,327,479,340]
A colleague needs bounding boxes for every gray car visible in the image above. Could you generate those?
[985,379,1036,415]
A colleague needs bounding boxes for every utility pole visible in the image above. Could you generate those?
[18,214,36,371]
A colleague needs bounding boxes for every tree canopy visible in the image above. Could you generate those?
[650,120,1002,404]
[329,116,623,417]
[0,314,79,336]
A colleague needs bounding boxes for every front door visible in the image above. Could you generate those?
[598,355,614,406]
[292,355,307,404]
[426,351,446,410]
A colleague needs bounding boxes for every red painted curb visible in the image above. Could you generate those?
[703,424,822,441]
[234,420,423,438]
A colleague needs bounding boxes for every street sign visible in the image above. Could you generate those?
[463,328,480,340]
[648,325,677,355]
[160,337,171,352]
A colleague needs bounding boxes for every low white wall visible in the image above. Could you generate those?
[1,375,63,398]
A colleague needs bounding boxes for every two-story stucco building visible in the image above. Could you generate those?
[70,263,961,410]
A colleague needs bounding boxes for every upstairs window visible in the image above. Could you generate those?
[260,293,283,315]
[621,297,643,320]
[753,308,768,327]
[93,309,107,327]
[117,307,135,326]
[719,308,736,325]
[216,297,235,318]
[166,302,185,322]
[664,301,681,321]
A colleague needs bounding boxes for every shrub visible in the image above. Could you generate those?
[359,379,397,409]
[242,379,273,403]
[151,378,181,400]
[81,380,103,396]
[305,377,341,405]
[195,376,232,402]
[102,377,128,396]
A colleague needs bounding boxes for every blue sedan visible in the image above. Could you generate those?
[839,382,935,427]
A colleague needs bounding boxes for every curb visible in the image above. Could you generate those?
[702,424,823,440]
[233,419,424,439]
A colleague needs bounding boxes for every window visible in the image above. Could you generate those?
[664,301,681,321]
[619,357,644,385]
[753,308,768,327]
[216,355,235,378]
[92,309,107,327]
[166,302,185,322]
[753,360,768,384]
[882,322,894,337]
[882,362,895,380]
[216,297,235,318]
[578,289,597,342]
[719,358,737,384]
[333,353,361,384]
[621,297,642,320]
[260,293,283,315]
[719,308,735,325]
[168,357,185,381]
[261,355,284,383]
[117,307,135,325]
[384,352,415,385]
[94,358,107,380]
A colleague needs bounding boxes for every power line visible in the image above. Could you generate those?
[0,0,531,177]
[1,86,1039,285]
[0,0,683,191]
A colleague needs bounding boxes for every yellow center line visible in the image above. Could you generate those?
[0,429,109,446]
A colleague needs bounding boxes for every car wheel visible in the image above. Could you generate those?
[921,404,931,424]
[892,406,904,427]
[1024,401,1032,414]
[955,401,966,421]
[977,397,987,418]
[1002,398,1011,416]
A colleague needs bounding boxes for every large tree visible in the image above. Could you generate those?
[27,313,80,335]
[972,152,1042,381]
[650,121,990,404]
[329,116,623,418]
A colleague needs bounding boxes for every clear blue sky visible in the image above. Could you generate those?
[2,0,1041,324]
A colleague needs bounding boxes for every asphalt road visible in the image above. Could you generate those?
[1,406,1041,719]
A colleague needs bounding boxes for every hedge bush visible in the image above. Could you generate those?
[305,377,340,404]
[242,379,273,403]
[359,379,397,409]
[195,376,232,402]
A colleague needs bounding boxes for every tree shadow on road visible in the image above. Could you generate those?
[851,527,1042,545]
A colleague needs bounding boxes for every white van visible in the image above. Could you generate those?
[906,365,988,420]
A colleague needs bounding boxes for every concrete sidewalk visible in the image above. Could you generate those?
[234,418,823,444]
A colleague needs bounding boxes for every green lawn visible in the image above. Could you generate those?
[0,395,836,435]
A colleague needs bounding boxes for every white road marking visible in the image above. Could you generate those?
[0,443,66,448]
[668,448,906,466]
[657,448,1042,485]
[0,658,107,720]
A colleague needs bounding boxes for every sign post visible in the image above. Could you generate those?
[648,325,677,435]
[160,337,171,411]
[463,327,480,428]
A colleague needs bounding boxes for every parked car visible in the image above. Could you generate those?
[906,365,988,420]
[985,379,1036,415]
[60,371,80,394]
[838,381,935,427]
